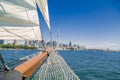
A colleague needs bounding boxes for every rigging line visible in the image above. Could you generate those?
[0,2,6,13]
[0,51,9,71]
[36,3,46,51]
[34,2,43,48]
[37,0,47,19]
[36,1,51,50]
[24,8,39,40]
[0,2,26,39]
[32,0,40,46]
[50,31,53,47]
[25,8,38,40]
[1,27,26,39]
[36,0,49,25]
[0,5,26,12]
[36,3,43,41]
[55,28,59,50]
[37,0,50,29]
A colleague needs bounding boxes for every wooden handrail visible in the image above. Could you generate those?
[14,48,54,78]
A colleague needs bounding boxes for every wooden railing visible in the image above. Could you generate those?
[14,48,54,79]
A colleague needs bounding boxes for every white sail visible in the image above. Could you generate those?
[0,27,41,40]
[0,0,42,40]
[36,0,50,30]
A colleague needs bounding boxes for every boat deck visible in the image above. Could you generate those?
[0,70,23,80]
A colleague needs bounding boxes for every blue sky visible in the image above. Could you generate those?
[39,0,120,49]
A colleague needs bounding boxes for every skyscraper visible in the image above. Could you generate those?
[0,40,4,44]
[69,41,72,47]
[25,39,29,46]
[13,40,18,45]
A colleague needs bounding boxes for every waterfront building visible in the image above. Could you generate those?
[25,39,29,46]
[79,46,86,50]
[69,41,72,47]
[29,40,39,47]
[0,40,4,44]
[13,40,18,45]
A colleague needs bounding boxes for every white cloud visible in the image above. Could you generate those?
[80,41,120,50]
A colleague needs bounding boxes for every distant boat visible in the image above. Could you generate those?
[0,0,80,80]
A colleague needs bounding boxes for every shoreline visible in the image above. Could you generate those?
[0,48,40,50]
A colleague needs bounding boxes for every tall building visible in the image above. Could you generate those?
[69,41,72,47]
[46,41,57,48]
[0,40,4,44]
[25,39,29,46]
[53,41,57,48]
[13,40,18,45]
[80,46,86,50]
[29,40,38,47]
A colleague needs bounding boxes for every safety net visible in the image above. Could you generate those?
[30,51,80,80]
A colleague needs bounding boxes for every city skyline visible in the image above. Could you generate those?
[1,0,120,50]
[39,0,120,50]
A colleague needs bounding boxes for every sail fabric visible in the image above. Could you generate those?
[0,0,42,40]
[30,51,80,80]
[36,0,50,30]
[0,26,41,40]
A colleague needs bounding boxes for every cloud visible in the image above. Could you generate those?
[103,41,117,46]
[84,41,119,50]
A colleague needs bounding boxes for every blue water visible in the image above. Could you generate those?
[0,50,120,80]
[58,50,120,80]
[0,50,40,69]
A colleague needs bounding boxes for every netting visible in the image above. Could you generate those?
[30,51,80,80]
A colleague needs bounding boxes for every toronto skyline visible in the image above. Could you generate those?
[39,0,120,50]
[3,0,120,50]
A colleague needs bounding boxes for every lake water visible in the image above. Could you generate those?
[58,50,120,80]
[0,50,120,80]
[0,50,40,69]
